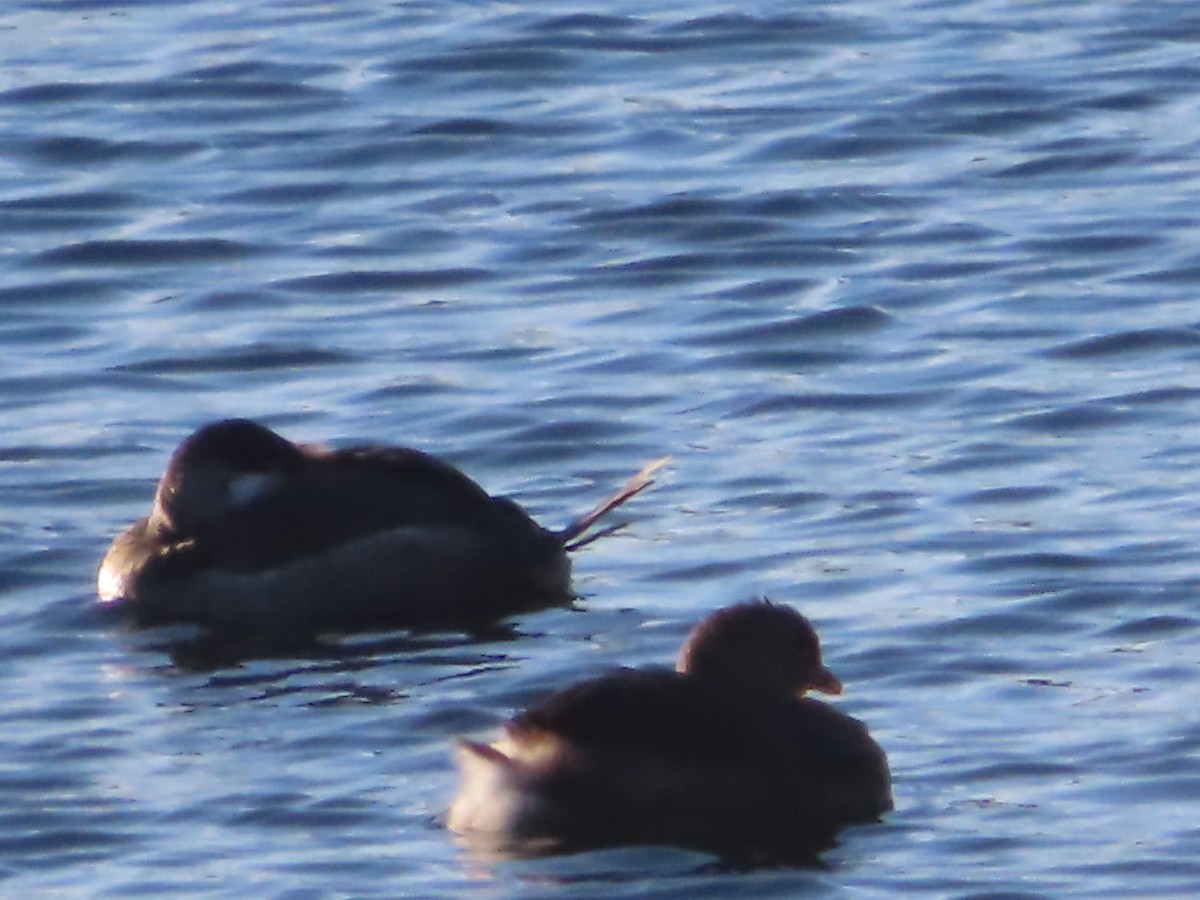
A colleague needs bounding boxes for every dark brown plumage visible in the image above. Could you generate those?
[98,419,665,636]
[448,600,892,862]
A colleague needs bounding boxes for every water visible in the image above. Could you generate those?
[3,0,1200,895]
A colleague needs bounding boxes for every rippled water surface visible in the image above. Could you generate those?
[4,0,1200,895]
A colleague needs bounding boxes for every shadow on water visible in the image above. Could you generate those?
[136,618,535,677]
[446,831,866,895]
[451,828,835,876]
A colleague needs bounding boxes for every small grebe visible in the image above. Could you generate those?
[449,600,891,861]
[99,418,665,636]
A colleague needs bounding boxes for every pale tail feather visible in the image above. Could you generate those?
[557,457,670,551]
[448,740,526,835]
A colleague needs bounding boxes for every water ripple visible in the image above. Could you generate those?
[3,0,1200,896]
[31,238,260,268]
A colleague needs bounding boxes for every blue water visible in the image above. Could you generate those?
[4,0,1200,895]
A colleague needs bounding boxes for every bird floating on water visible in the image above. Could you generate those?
[98,418,667,637]
[448,599,892,862]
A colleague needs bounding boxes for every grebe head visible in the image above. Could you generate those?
[675,599,843,697]
[151,419,302,538]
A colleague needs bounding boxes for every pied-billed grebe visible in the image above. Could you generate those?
[98,419,666,636]
[448,600,891,861]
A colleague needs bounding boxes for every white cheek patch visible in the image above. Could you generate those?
[227,472,282,508]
